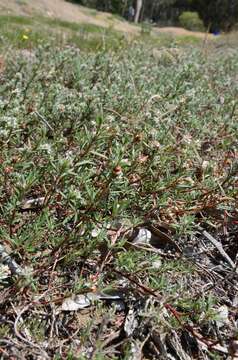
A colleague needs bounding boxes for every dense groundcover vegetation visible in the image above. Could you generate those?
[0,34,238,358]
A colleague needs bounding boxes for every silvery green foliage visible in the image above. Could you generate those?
[0,44,237,251]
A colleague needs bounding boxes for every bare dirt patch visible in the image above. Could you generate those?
[154,26,213,39]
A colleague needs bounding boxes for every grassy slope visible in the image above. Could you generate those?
[0,13,238,360]
[0,0,213,39]
[0,13,203,52]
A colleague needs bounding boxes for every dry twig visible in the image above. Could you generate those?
[198,227,236,269]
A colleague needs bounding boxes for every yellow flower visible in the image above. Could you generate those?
[22,34,29,40]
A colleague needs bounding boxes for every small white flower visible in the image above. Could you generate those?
[0,129,8,137]
[1,116,18,129]
[65,150,74,163]
[39,143,52,154]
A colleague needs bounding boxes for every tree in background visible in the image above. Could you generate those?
[134,0,143,22]
[67,0,238,31]
[145,0,238,31]
[69,0,128,14]
[188,0,238,31]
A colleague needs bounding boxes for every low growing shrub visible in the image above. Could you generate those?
[179,11,204,32]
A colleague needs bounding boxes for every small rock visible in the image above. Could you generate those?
[61,294,93,311]
[132,228,151,245]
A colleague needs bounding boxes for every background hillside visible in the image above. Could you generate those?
[68,0,238,32]
[0,0,214,38]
